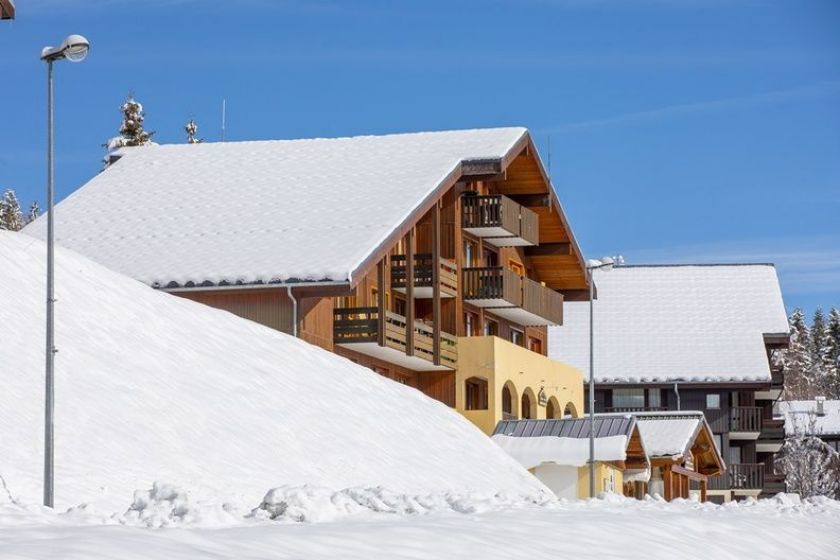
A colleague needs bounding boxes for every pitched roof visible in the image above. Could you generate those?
[631,411,705,458]
[548,264,789,384]
[24,127,527,288]
[779,400,840,437]
[491,417,643,468]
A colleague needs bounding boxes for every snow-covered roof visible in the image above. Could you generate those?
[0,231,545,511]
[779,400,840,437]
[549,264,789,384]
[23,127,527,288]
[632,411,706,458]
[491,417,643,469]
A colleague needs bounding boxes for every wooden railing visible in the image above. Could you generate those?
[461,194,539,245]
[730,406,762,433]
[522,276,563,325]
[333,307,457,367]
[462,267,522,305]
[760,419,785,441]
[463,267,562,325]
[391,254,457,296]
[707,463,765,491]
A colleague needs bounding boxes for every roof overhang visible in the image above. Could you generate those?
[764,332,791,349]
[161,280,352,298]
[0,0,14,20]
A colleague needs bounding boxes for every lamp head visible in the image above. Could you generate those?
[61,34,90,62]
[599,256,615,271]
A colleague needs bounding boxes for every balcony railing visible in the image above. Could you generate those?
[391,254,458,298]
[708,463,765,491]
[333,307,457,368]
[462,194,539,246]
[730,406,763,433]
[462,267,563,326]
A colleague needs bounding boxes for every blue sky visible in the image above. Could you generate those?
[1,0,838,316]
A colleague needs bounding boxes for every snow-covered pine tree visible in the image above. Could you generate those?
[824,307,840,398]
[784,308,814,399]
[810,308,832,396]
[26,201,40,225]
[0,189,23,231]
[185,118,203,144]
[104,94,156,166]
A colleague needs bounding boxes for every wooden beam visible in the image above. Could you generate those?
[663,465,673,502]
[377,259,386,347]
[406,229,415,356]
[432,202,441,365]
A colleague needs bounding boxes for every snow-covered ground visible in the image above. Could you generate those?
[0,231,542,513]
[0,494,837,560]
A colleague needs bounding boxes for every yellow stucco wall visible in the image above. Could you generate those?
[576,463,624,498]
[454,336,584,435]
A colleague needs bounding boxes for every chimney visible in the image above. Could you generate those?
[815,396,826,416]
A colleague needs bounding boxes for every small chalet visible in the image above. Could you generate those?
[549,264,790,501]
[633,411,724,502]
[491,416,649,499]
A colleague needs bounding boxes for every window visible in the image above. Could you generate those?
[647,389,661,409]
[464,240,477,267]
[521,393,533,419]
[394,296,407,317]
[706,394,721,409]
[502,384,515,419]
[508,259,525,276]
[510,328,524,347]
[484,318,499,336]
[483,247,498,267]
[465,312,478,336]
[528,337,543,354]
[612,388,645,410]
[465,377,488,410]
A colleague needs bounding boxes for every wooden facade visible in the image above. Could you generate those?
[166,138,588,410]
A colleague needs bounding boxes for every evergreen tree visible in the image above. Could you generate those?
[824,307,840,398]
[0,189,23,231]
[185,118,203,144]
[26,201,40,225]
[784,308,814,399]
[104,94,155,164]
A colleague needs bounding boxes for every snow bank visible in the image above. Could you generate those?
[0,231,544,512]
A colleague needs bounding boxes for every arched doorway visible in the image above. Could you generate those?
[521,387,536,420]
[563,402,579,418]
[546,397,562,419]
[502,381,518,420]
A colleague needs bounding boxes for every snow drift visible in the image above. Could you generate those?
[0,231,544,512]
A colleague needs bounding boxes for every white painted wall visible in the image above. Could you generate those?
[533,464,578,500]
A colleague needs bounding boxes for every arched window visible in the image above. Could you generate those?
[563,402,579,418]
[502,382,518,420]
[546,397,562,419]
[521,389,536,420]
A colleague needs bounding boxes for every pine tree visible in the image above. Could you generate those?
[784,308,814,399]
[824,307,840,398]
[810,308,831,396]
[104,94,155,163]
[26,201,40,225]
[0,189,23,231]
[185,118,202,144]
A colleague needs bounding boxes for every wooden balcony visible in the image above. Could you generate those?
[391,254,457,298]
[333,307,457,371]
[730,406,762,440]
[462,194,538,247]
[462,267,563,326]
[708,463,765,491]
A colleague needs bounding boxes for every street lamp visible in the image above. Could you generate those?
[40,33,89,509]
[586,256,614,498]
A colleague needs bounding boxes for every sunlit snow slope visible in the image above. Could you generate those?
[0,232,543,510]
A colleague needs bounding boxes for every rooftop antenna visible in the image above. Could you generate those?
[221,98,226,141]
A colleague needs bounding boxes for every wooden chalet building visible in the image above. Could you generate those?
[0,0,15,20]
[549,264,791,502]
[25,127,589,433]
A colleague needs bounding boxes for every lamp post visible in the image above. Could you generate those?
[40,34,90,509]
[587,256,614,498]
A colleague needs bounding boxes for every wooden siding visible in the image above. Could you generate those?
[176,288,294,334]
